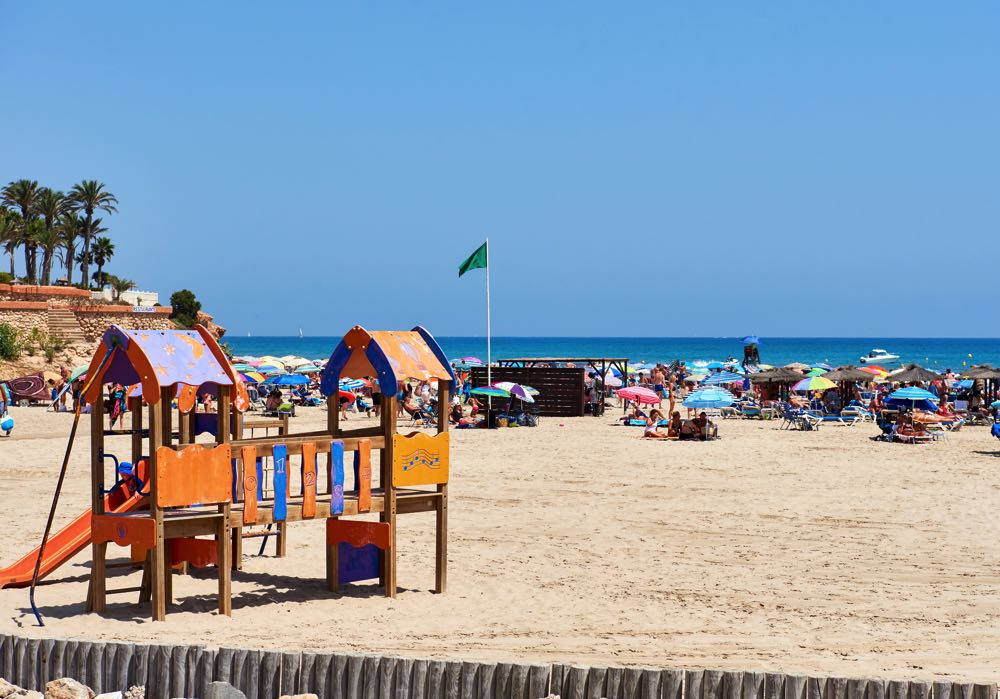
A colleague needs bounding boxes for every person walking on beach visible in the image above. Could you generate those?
[651,366,665,406]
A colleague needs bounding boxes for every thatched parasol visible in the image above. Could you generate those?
[887,364,940,383]
[823,366,875,383]
[784,362,810,371]
[751,367,806,384]
[961,364,1000,379]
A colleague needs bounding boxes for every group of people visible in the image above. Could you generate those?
[624,405,718,441]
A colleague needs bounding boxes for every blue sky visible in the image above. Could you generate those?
[3,3,998,337]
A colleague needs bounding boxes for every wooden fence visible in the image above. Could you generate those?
[469,367,586,417]
[0,634,995,699]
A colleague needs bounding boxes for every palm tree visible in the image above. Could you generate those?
[108,274,136,302]
[0,209,20,278]
[66,180,117,288]
[91,235,115,288]
[57,214,83,285]
[36,189,67,285]
[32,223,62,285]
[2,180,41,283]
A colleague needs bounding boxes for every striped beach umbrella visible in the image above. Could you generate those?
[702,371,744,385]
[683,388,736,409]
[792,376,837,392]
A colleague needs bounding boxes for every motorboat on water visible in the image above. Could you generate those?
[860,348,899,364]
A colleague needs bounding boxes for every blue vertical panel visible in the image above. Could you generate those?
[331,440,345,515]
[273,444,288,522]
[338,543,380,583]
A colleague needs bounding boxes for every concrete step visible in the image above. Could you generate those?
[46,307,87,343]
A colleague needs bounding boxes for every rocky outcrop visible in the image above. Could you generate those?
[196,310,226,339]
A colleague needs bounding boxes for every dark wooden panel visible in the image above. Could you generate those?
[469,367,586,417]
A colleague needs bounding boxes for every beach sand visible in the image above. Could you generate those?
[0,406,998,682]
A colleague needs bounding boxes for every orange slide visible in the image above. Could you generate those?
[0,482,147,589]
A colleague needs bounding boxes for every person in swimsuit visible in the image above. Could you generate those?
[643,409,669,439]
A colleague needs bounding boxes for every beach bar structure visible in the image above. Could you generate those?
[471,357,629,417]
[78,323,454,621]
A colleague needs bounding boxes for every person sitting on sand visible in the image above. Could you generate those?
[450,402,464,424]
[621,405,648,423]
[692,411,718,441]
[666,411,683,439]
[468,396,480,417]
[643,409,669,439]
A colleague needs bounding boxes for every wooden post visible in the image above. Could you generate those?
[380,394,398,597]
[148,399,166,622]
[88,394,106,613]
[160,388,173,447]
[129,396,142,464]
[435,379,449,593]
[328,395,339,436]
[216,386,233,615]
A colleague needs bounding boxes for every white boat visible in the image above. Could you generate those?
[859,348,899,364]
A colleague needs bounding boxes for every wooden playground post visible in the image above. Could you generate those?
[128,396,142,463]
[87,394,106,613]
[216,385,233,616]
[148,399,167,621]
[160,387,173,447]
[380,393,398,596]
[435,378,449,594]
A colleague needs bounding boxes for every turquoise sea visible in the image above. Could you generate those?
[225,337,1000,372]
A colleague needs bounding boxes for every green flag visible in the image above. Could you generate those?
[458,241,488,277]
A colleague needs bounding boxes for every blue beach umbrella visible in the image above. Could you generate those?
[706,361,726,370]
[683,388,736,409]
[702,371,744,385]
[470,386,509,398]
[257,365,283,375]
[264,373,309,386]
[741,336,760,345]
[339,379,366,390]
[887,387,938,412]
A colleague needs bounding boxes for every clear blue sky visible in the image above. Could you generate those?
[3,3,997,337]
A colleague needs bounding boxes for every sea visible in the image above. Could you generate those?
[225,337,1000,371]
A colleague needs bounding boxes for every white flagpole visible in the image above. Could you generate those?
[485,238,491,388]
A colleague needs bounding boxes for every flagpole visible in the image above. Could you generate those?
[486,237,491,388]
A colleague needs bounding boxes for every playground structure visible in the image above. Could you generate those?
[1,323,454,622]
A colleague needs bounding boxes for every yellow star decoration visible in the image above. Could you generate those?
[163,345,176,356]
[155,364,168,376]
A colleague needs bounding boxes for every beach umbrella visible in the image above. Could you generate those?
[492,381,539,396]
[887,386,938,412]
[683,388,736,409]
[295,365,321,374]
[615,386,660,405]
[961,365,1000,379]
[243,371,265,383]
[232,363,255,372]
[684,373,707,383]
[812,363,833,370]
[741,336,760,345]
[264,373,309,386]
[955,379,974,390]
[822,366,875,383]
[806,368,827,377]
[785,362,810,371]
[752,367,806,384]
[470,386,509,398]
[239,373,259,384]
[888,364,939,383]
[706,361,726,370]
[257,356,284,367]
[792,376,837,392]
[284,357,314,368]
[340,378,366,390]
[459,356,484,366]
[68,364,89,383]
[702,371,744,385]
[257,365,283,375]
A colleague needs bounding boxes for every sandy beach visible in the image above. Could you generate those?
[0,406,997,683]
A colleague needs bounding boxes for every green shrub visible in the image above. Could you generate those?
[25,327,43,356]
[39,332,69,362]
[0,272,12,284]
[0,323,21,360]
[169,289,201,329]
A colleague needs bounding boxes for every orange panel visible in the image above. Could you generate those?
[302,443,317,519]
[92,514,156,549]
[176,384,199,414]
[326,519,390,550]
[156,444,232,508]
[170,538,218,568]
[392,431,450,487]
[241,446,258,525]
[357,439,371,513]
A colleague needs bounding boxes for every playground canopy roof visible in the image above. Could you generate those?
[320,326,454,396]
[83,325,249,413]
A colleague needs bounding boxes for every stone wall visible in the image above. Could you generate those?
[0,303,48,335]
[0,283,91,304]
[74,307,176,342]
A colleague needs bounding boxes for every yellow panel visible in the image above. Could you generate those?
[392,431,450,487]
